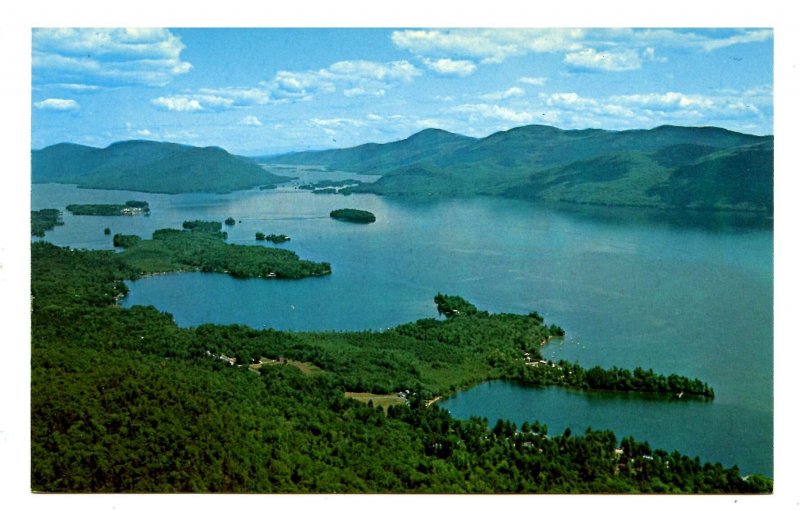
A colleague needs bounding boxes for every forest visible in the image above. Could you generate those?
[330,208,377,223]
[66,200,150,216]
[113,220,330,279]
[31,208,63,237]
[29,240,769,492]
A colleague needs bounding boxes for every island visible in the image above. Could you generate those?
[66,200,150,216]
[114,220,330,279]
[265,234,291,243]
[31,209,63,237]
[224,217,236,226]
[31,242,768,493]
[330,208,376,223]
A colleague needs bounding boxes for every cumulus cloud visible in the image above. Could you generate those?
[422,58,477,77]
[33,28,192,87]
[135,128,156,138]
[150,87,272,113]
[611,92,715,110]
[391,28,771,77]
[392,29,585,64]
[481,87,526,101]
[151,96,203,112]
[198,87,269,106]
[240,115,263,127]
[34,98,79,110]
[452,103,535,124]
[267,59,420,102]
[519,76,547,86]
[564,48,642,72]
[343,87,386,97]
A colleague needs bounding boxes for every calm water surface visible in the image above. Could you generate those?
[32,180,773,476]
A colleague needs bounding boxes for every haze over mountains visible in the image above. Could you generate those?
[261,124,773,212]
[32,124,773,212]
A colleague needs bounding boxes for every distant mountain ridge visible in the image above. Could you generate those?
[261,125,773,212]
[32,140,291,194]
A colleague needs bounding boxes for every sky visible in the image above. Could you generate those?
[30,27,773,155]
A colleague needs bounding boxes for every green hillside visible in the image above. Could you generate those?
[32,140,291,194]
[257,128,476,174]
[268,125,773,212]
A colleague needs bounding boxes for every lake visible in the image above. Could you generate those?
[32,180,773,476]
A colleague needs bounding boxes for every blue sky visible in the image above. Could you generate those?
[31,28,773,155]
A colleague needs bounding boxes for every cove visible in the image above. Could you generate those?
[439,380,772,477]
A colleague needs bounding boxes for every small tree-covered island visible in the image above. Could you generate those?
[29,239,767,493]
[66,200,150,216]
[330,208,377,223]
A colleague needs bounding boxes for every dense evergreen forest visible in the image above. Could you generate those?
[330,208,377,223]
[30,240,769,492]
[113,221,330,279]
[31,208,63,237]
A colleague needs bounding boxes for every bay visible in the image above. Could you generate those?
[32,181,773,476]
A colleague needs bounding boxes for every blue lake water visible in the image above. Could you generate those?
[32,180,773,476]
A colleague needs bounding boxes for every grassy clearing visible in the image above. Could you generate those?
[257,357,322,375]
[344,392,407,412]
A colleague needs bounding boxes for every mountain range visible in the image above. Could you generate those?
[32,124,773,212]
[32,140,291,194]
[260,125,773,212]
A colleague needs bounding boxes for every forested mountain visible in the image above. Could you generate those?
[32,140,291,194]
[263,125,773,212]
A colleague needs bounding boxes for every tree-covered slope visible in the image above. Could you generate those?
[31,242,770,492]
[258,128,476,174]
[266,124,773,212]
[32,140,291,194]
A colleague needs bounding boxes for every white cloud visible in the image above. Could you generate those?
[309,118,365,128]
[643,47,667,63]
[343,87,386,97]
[33,28,191,87]
[612,92,715,110]
[267,59,420,102]
[135,128,156,137]
[422,58,477,77]
[151,96,203,112]
[700,29,773,51]
[34,98,79,111]
[452,103,535,124]
[519,76,547,86]
[328,60,420,82]
[198,87,269,106]
[481,86,525,101]
[540,92,598,108]
[240,115,263,127]
[392,29,585,64]
[416,119,448,129]
[564,48,642,72]
[55,83,101,92]
[150,87,272,113]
